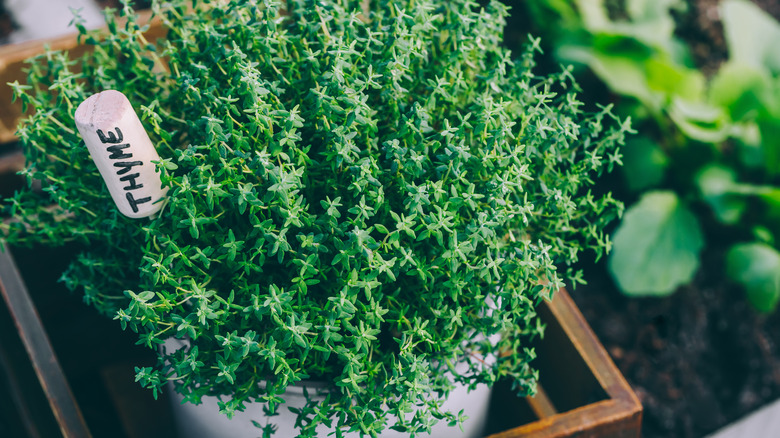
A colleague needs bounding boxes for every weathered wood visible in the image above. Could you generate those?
[527,385,558,420]
[0,243,92,438]
[0,317,50,438]
[490,289,643,438]
[0,243,641,438]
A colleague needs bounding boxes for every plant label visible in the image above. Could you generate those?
[75,90,168,218]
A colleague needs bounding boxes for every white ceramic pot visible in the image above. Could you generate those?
[164,339,493,438]
[167,377,491,438]
[5,0,105,44]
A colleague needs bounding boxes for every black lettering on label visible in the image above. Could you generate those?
[97,127,124,144]
[114,161,143,175]
[120,173,144,190]
[126,192,152,213]
[93,127,159,213]
[107,143,132,160]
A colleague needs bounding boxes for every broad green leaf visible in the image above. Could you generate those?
[609,191,704,296]
[623,0,686,50]
[710,62,770,121]
[727,243,780,312]
[563,44,704,115]
[561,46,659,110]
[695,164,746,224]
[668,97,730,142]
[527,0,580,30]
[575,0,611,32]
[694,165,780,223]
[645,58,705,100]
[532,0,581,29]
[721,0,780,74]
[577,0,685,52]
[757,118,780,175]
[591,32,654,58]
[621,136,668,192]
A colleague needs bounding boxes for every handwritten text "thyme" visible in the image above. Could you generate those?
[96,127,152,213]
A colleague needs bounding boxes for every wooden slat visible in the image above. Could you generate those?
[547,289,640,407]
[527,384,558,419]
[489,289,643,438]
[490,399,637,438]
[0,243,92,438]
[0,31,88,144]
[0,254,641,437]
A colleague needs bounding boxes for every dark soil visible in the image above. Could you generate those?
[564,2,780,437]
[674,0,780,76]
[569,248,780,438]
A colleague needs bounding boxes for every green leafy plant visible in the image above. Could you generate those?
[516,0,780,312]
[3,0,627,435]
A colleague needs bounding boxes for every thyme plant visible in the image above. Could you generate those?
[4,0,629,435]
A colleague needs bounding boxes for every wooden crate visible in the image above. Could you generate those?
[0,268,62,437]
[0,16,641,438]
[0,242,641,438]
[484,289,642,438]
[0,243,177,438]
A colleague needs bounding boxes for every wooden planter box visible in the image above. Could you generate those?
[0,243,178,438]
[484,289,642,438]
[0,243,641,438]
[0,21,642,438]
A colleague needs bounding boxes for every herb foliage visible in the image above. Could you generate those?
[4,0,627,435]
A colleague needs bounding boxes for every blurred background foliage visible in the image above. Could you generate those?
[505,0,780,312]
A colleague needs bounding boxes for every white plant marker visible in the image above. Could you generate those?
[75,90,168,219]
